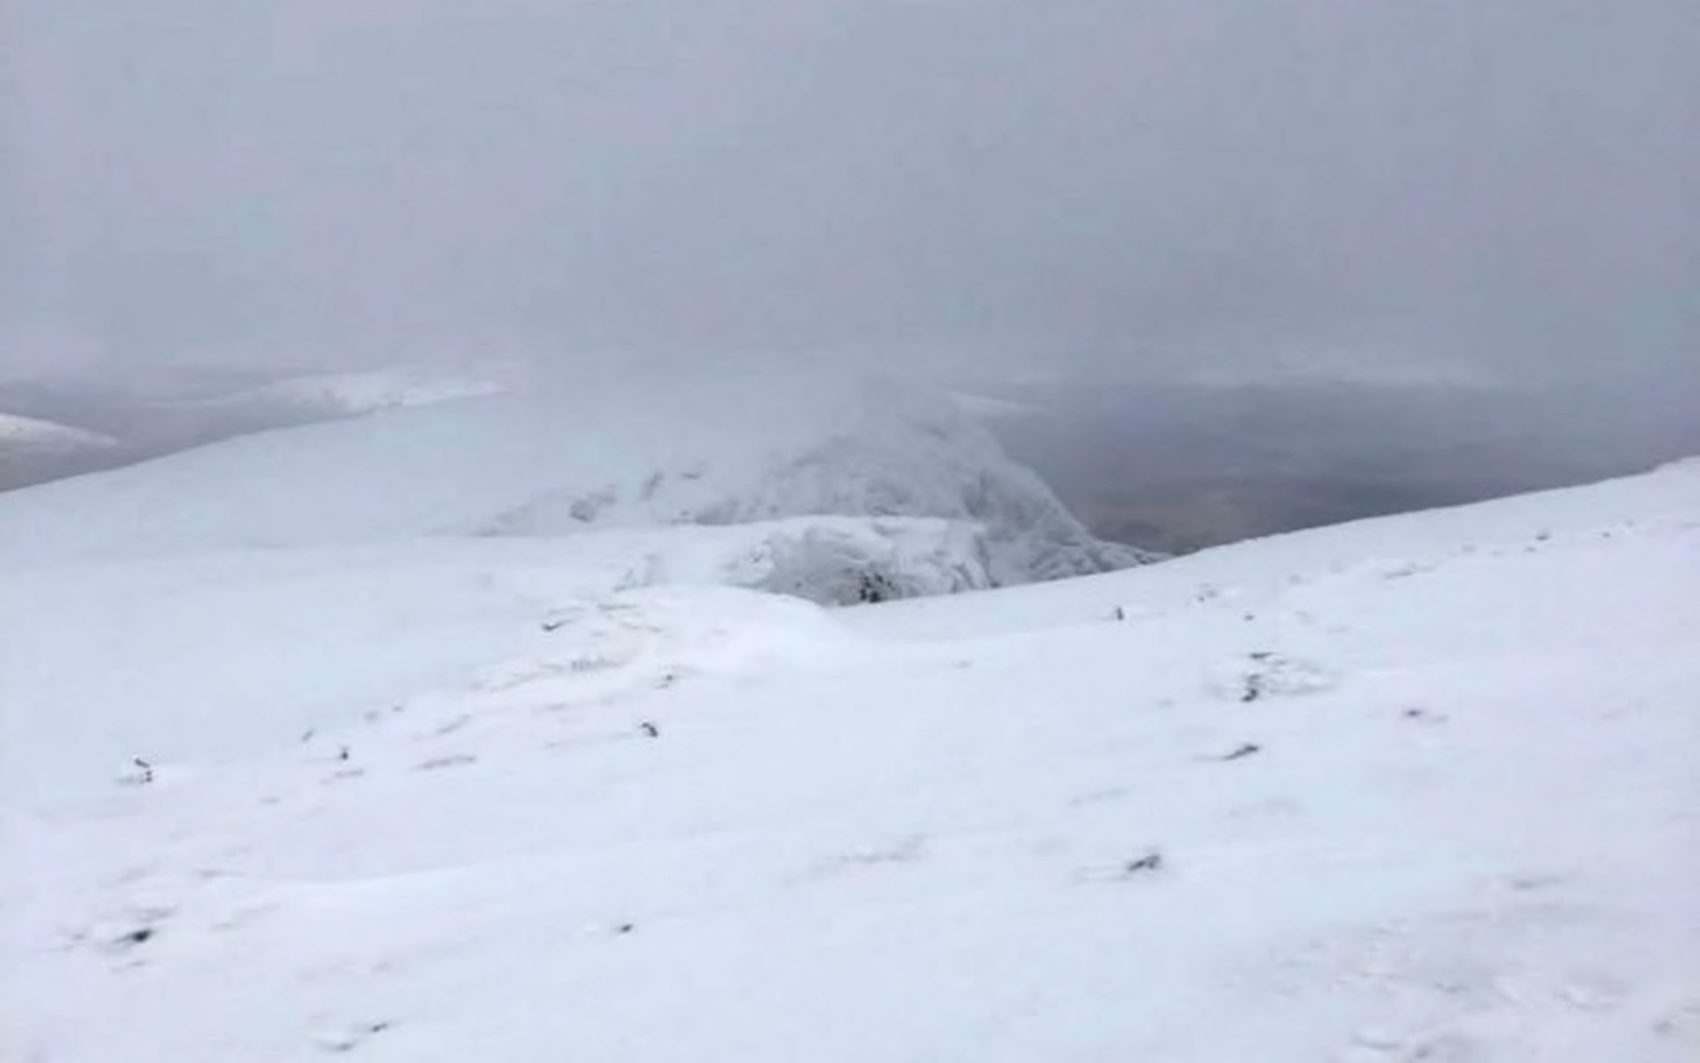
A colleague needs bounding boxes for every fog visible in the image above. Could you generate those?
[5,1,1695,381]
[3,2,1697,542]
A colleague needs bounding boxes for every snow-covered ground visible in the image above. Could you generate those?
[4,433,1697,1058]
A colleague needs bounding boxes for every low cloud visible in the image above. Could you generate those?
[4,1,1696,395]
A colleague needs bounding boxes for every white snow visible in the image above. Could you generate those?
[0,373,1149,580]
[0,412,118,452]
[3,422,1697,1059]
[164,367,506,418]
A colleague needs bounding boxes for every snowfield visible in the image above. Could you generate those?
[3,430,1698,1057]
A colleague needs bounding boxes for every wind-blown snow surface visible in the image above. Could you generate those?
[4,457,1697,1060]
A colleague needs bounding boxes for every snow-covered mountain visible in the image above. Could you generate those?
[0,411,118,452]
[0,374,1154,588]
[163,367,506,421]
[0,412,122,491]
[0,367,507,493]
[5,452,1696,1061]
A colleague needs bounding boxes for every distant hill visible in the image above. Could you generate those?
[0,372,1155,593]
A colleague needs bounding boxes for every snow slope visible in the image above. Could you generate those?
[0,413,123,491]
[4,458,1697,1061]
[0,412,118,452]
[0,373,1150,581]
[0,368,506,493]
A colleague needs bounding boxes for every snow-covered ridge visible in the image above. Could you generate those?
[163,367,505,418]
[478,379,1153,584]
[0,411,118,451]
[0,375,1154,590]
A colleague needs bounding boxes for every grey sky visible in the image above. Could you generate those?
[4,1,1696,387]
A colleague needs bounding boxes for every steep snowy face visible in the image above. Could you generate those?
[0,374,1153,593]
[484,379,1157,583]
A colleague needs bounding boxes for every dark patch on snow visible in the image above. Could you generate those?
[1124,851,1164,876]
[117,926,154,947]
[315,1021,393,1054]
